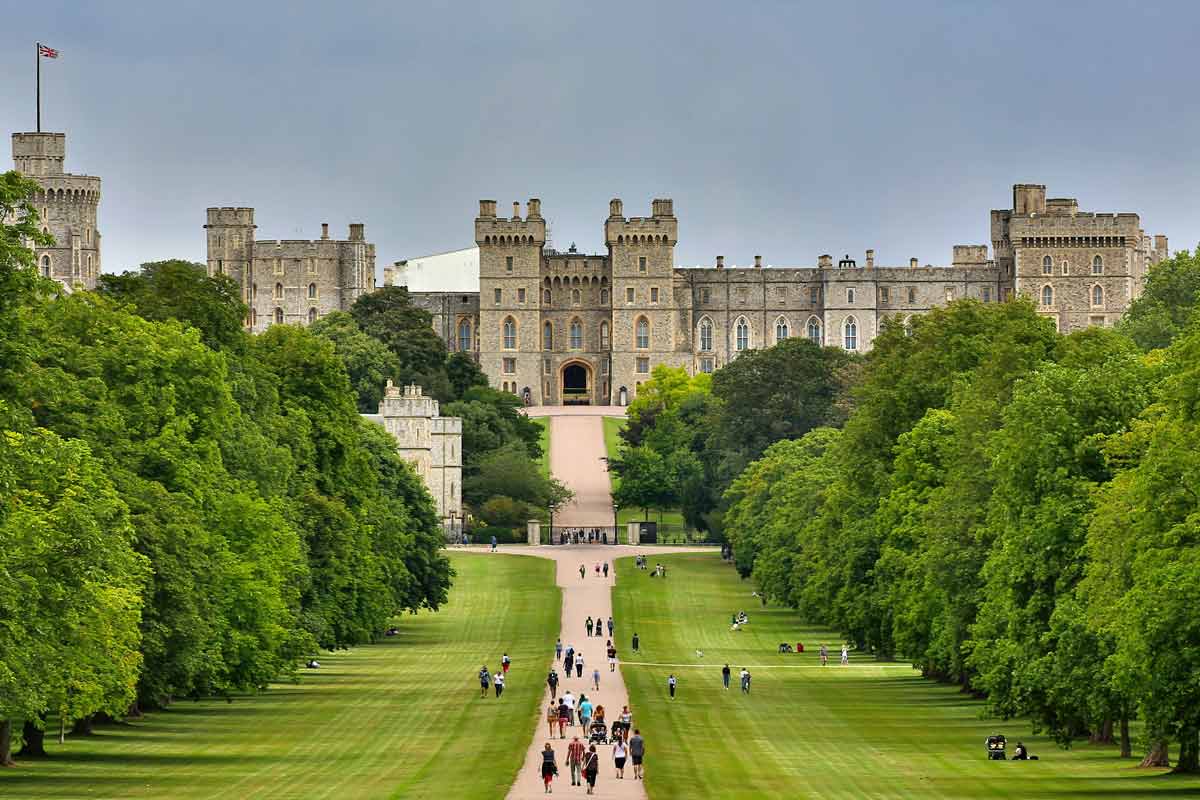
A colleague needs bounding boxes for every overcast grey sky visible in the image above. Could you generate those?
[4,0,1199,273]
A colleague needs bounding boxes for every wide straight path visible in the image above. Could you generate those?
[547,413,617,526]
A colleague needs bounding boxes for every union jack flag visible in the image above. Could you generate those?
[38,44,59,59]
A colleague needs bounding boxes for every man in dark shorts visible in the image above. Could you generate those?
[722,663,731,690]
[628,728,645,779]
[548,668,559,700]
[479,665,491,698]
[632,632,639,652]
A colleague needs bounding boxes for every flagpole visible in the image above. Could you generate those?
[36,41,41,132]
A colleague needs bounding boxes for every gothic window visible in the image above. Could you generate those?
[274,307,284,325]
[274,282,283,299]
[458,319,472,352]
[700,357,714,374]
[1041,285,1054,307]
[775,316,789,343]
[639,256,647,273]
[636,317,650,349]
[41,255,50,277]
[806,316,822,345]
[843,316,858,351]
[701,287,711,304]
[494,288,502,304]
[1092,255,1103,275]
[1043,255,1053,275]
[879,286,889,304]
[699,317,714,351]
[809,286,820,305]
[1092,284,1104,307]
[735,317,750,351]
[907,287,916,304]
[252,283,258,300]
[847,288,856,304]
[503,317,517,349]
[308,283,317,299]
[544,289,552,304]
[570,318,583,349]
[601,289,609,304]
[1061,260,1069,276]
[543,321,553,350]
[572,288,581,305]
[506,256,513,273]
[600,322,610,349]
[307,307,317,324]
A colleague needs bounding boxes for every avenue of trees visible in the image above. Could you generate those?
[0,173,457,764]
[712,254,1200,772]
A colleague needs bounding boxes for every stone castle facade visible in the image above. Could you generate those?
[403,187,1168,406]
[362,381,463,532]
[10,132,102,292]
[203,208,376,332]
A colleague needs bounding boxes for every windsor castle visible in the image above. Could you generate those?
[12,129,1171,411]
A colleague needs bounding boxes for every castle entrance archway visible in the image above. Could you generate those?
[560,360,592,406]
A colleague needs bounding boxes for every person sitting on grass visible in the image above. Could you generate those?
[1012,741,1039,760]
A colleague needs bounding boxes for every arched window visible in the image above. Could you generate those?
[600,288,609,304]
[1092,285,1104,306]
[308,283,317,299]
[1041,285,1054,307]
[274,307,284,325]
[252,283,258,300]
[1092,255,1103,275]
[843,317,858,351]
[41,255,50,277]
[636,317,650,349]
[600,322,609,349]
[251,308,257,327]
[735,317,750,351]
[543,321,553,350]
[1042,256,1052,275]
[1061,260,1069,276]
[806,316,822,345]
[572,288,581,305]
[699,317,714,351]
[543,289,552,304]
[274,282,283,299]
[570,318,583,349]
[775,316,789,343]
[307,307,317,324]
[86,255,92,274]
[503,317,517,349]
[458,319,472,352]
[847,288,856,304]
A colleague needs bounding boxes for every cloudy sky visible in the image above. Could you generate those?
[3,0,1198,274]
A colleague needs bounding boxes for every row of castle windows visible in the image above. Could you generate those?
[1039,284,1106,308]
[698,284,988,307]
[697,315,829,352]
[254,307,320,327]
[250,283,321,300]
[545,275,609,288]
[39,253,94,277]
[1041,255,1104,275]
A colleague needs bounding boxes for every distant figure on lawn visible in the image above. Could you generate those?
[841,643,849,665]
[740,668,751,694]
[491,534,497,552]
[494,671,505,698]
[722,664,731,690]
[632,632,640,652]
[819,644,829,666]
[541,742,558,793]
[668,674,677,699]
[479,665,491,698]
[502,653,511,673]
[629,728,645,780]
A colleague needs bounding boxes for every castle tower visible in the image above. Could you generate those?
[204,207,256,311]
[476,199,545,402]
[379,380,436,483]
[12,132,102,292]
[605,198,678,404]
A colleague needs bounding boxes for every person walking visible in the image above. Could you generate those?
[579,694,593,730]
[502,653,511,674]
[547,668,559,700]
[594,562,601,577]
[740,667,750,694]
[575,653,584,679]
[592,667,601,690]
[668,673,677,699]
[607,643,618,672]
[579,564,585,580]
[547,702,559,737]
[618,706,633,742]
[819,643,828,666]
[490,534,497,552]
[583,744,600,795]
[563,690,576,727]
[541,742,558,794]
[629,729,645,780]
[567,736,585,787]
[722,664,731,690]
[585,616,594,637]
[632,631,640,653]
[607,616,614,637]
[494,670,505,698]
[603,562,609,578]
[565,650,574,676]
[557,698,570,738]
[841,643,850,666]
[479,665,491,698]
[556,639,563,660]
[613,737,628,779]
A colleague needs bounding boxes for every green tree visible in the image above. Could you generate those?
[446,351,488,399]
[350,287,451,399]
[1118,246,1200,351]
[463,442,571,516]
[610,445,675,520]
[309,310,401,412]
[0,171,53,395]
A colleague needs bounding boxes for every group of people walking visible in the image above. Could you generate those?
[557,528,612,545]
[577,562,611,580]
[477,653,513,698]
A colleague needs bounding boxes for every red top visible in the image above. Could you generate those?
[567,740,585,764]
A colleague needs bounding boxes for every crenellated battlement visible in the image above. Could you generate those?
[475,199,546,246]
[604,197,677,246]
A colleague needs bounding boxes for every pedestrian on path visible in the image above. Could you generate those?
[632,632,639,652]
[607,643,618,672]
[579,564,585,580]
[594,562,601,577]
[841,643,850,665]
[541,742,558,793]
[556,639,563,660]
[607,616,614,637]
[557,699,570,738]
[547,703,558,737]
[585,616,594,637]
[592,667,601,690]
[668,674,677,699]
[494,671,505,698]
[502,653,511,674]
[563,690,576,726]
[579,695,593,729]
[567,736,585,786]
[629,729,645,780]
[565,650,574,676]
[613,737,627,778]
[490,534,497,552]
[547,668,559,700]
[583,744,600,794]
[603,562,609,578]
[479,665,491,698]
[722,664,731,690]
[575,653,584,678]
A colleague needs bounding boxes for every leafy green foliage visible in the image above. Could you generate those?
[350,287,451,399]
[1118,246,1200,351]
[308,311,401,413]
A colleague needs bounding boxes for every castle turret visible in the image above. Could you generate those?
[204,207,256,309]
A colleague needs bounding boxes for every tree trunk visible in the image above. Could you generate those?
[1173,729,1200,774]
[0,720,14,767]
[71,715,94,736]
[1089,718,1114,744]
[1119,716,1131,758]
[1139,739,1170,768]
[16,720,46,757]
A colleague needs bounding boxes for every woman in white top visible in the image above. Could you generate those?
[612,738,627,778]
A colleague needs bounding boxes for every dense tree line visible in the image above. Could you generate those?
[720,263,1200,772]
[0,174,452,764]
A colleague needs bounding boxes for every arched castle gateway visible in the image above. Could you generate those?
[396,188,1170,406]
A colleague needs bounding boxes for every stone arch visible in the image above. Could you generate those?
[806,315,822,344]
[698,315,715,351]
[559,358,594,406]
[553,276,561,289]
[843,315,858,351]
[502,315,518,349]
[601,276,609,286]
[734,315,751,351]
[774,314,790,344]
[543,276,552,287]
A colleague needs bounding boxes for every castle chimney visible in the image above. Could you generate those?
[512,201,521,221]
[909,257,918,269]
[609,198,624,219]
[818,254,832,269]
[865,249,875,268]
[383,265,394,286]
[652,198,674,217]
[754,255,762,269]
[321,223,329,240]
[527,198,542,219]
[716,255,725,269]
[479,200,497,218]
[1155,234,1168,255]
[349,223,364,241]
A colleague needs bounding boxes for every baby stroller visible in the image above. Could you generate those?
[588,719,610,745]
[986,734,1007,760]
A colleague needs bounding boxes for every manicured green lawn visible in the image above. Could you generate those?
[1,552,559,800]
[531,416,550,478]
[613,552,1198,799]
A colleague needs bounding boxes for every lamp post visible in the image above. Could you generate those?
[613,503,620,545]
[549,504,554,546]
